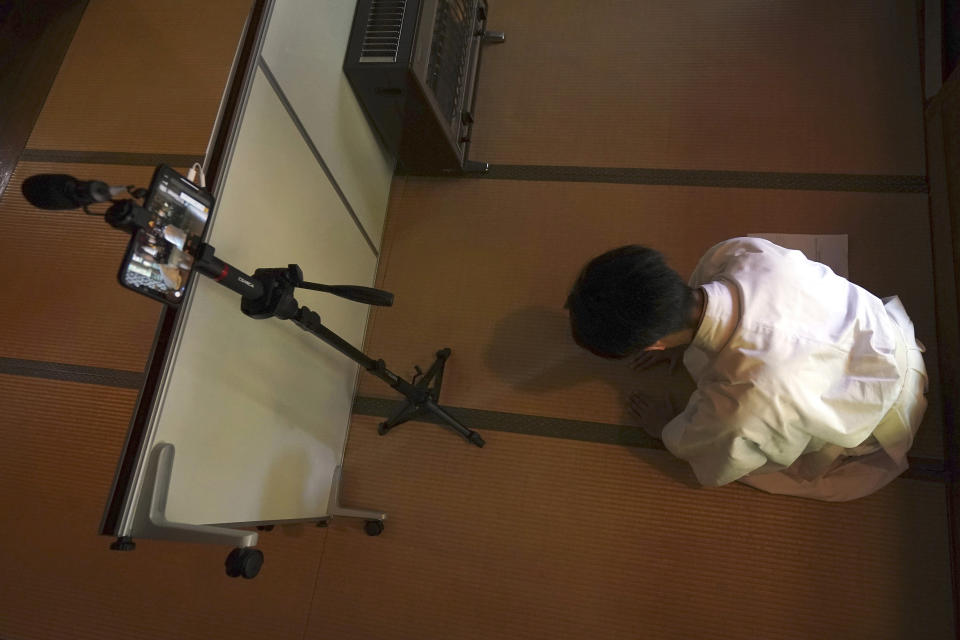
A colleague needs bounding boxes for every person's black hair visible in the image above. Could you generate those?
[565,245,694,358]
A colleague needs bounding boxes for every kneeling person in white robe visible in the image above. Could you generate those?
[565,237,927,501]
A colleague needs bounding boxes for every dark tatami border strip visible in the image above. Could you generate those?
[354,395,665,448]
[20,155,928,195]
[18,149,202,167]
[353,395,947,482]
[475,164,930,193]
[0,357,144,389]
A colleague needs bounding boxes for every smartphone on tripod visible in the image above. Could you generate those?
[117,165,214,306]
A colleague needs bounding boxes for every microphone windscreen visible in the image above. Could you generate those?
[21,174,79,209]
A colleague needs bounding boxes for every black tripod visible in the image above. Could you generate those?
[107,200,485,448]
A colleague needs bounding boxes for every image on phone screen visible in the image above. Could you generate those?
[118,166,213,306]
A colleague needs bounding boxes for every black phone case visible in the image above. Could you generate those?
[116,164,214,307]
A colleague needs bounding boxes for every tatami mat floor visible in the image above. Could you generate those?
[0,1,951,639]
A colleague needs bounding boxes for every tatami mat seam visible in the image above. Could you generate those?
[0,357,144,389]
[18,149,202,167]
[426,164,931,193]
[351,395,947,482]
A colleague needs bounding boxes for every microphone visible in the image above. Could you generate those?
[21,174,124,209]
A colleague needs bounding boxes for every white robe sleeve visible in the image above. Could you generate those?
[661,381,809,487]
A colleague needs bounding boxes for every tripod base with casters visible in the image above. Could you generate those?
[377,348,485,447]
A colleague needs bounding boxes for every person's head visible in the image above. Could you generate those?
[565,245,695,358]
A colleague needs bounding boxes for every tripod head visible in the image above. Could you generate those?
[238,264,393,321]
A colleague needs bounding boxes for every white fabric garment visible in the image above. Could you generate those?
[660,237,927,498]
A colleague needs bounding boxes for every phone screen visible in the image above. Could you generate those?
[118,165,213,306]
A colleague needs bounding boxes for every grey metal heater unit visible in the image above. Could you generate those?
[343,0,504,175]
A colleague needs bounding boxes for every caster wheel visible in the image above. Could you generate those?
[364,520,385,536]
[225,548,264,579]
[316,519,330,528]
[377,422,389,435]
[256,525,275,531]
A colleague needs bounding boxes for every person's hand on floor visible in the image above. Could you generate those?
[629,391,676,439]
[630,347,684,375]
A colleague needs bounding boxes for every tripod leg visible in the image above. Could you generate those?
[418,348,450,396]
[425,399,485,448]
[378,400,421,435]
[430,349,449,396]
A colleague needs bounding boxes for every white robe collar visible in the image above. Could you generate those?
[691,280,740,354]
